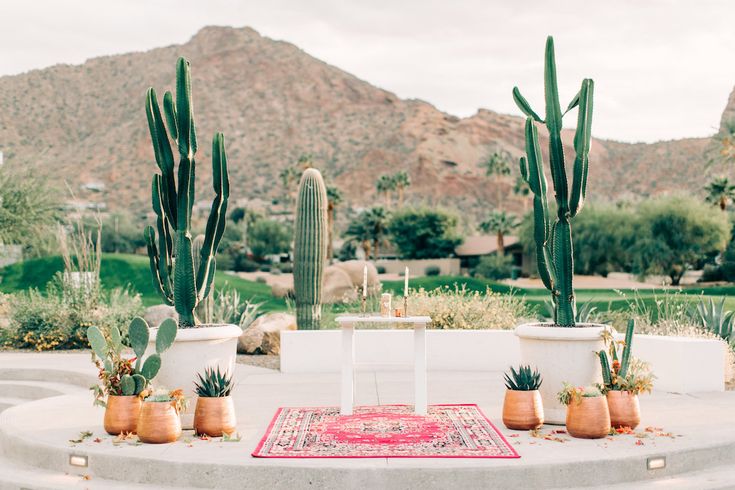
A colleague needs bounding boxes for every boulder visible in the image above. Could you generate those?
[323,266,357,303]
[144,304,177,328]
[334,260,380,289]
[238,312,297,355]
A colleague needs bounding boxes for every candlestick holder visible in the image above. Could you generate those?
[361,293,367,316]
[403,295,408,318]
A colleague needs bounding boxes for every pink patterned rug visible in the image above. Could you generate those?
[252,404,519,458]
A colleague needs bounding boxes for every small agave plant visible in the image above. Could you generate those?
[194,367,234,398]
[503,365,543,391]
[193,367,237,437]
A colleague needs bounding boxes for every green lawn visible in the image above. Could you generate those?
[0,254,286,311]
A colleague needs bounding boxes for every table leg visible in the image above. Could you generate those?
[414,322,427,415]
[340,322,355,415]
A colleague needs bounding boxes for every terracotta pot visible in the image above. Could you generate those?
[104,395,141,435]
[502,390,544,430]
[607,391,641,429]
[566,396,611,439]
[137,401,182,444]
[194,396,237,437]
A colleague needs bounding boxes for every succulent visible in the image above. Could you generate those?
[514,36,594,327]
[293,168,328,330]
[143,388,187,413]
[557,383,603,406]
[503,365,542,391]
[143,57,230,328]
[194,366,234,398]
[599,319,654,395]
[690,297,735,345]
[86,317,177,404]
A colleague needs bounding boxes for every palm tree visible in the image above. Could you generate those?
[480,210,519,255]
[279,166,300,206]
[392,171,411,206]
[344,207,390,260]
[376,174,396,208]
[705,177,735,211]
[345,214,372,259]
[481,148,512,208]
[326,185,343,262]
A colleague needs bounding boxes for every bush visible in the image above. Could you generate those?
[376,265,386,274]
[338,241,357,261]
[387,207,463,259]
[276,262,293,273]
[255,276,267,284]
[424,265,441,276]
[249,219,291,260]
[701,264,724,282]
[474,255,512,280]
[259,265,271,273]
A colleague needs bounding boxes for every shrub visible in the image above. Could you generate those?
[210,286,261,329]
[387,207,463,259]
[474,254,512,280]
[376,265,386,274]
[277,263,293,274]
[701,264,724,282]
[249,219,291,260]
[424,265,440,276]
[255,276,267,284]
[259,265,271,273]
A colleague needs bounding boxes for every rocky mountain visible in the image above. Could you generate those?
[0,26,717,224]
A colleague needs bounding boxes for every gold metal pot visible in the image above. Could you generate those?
[502,390,544,430]
[606,390,641,429]
[194,396,237,437]
[566,396,611,439]
[137,401,182,444]
[104,395,141,435]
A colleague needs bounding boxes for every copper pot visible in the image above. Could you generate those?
[137,401,182,444]
[104,395,141,435]
[194,396,237,437]
[607,391,641,429]
[502,390,544,430]
[566,396,611,439]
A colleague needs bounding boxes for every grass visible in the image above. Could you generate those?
[0,253,286,311]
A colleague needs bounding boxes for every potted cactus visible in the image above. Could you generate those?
[598,319,654,429]
[86,318,177,435]
[142,57,241,427]
[502,365,544,430]
[193,367,236,437]
[513,36,609,423]
[558,384,610,439]
[137,388,187,444]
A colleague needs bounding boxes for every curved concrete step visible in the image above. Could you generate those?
[0,367,97,388]
[0,380,86,400]
[0,397,27,413]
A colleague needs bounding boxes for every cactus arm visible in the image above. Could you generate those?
[196,133,230,299]
[569,79,594,217]
[145,88,178,228]
[163,91,178,141]
[175,58,197,158]
[543,36,570,214]
[174,233,197,327]
[144,226,173,306]
[152,176,173,296]
[564,90,580,115]
[619,319,635,378]
[599,351,612,387]
[140,354,161,380]
[512,87,544,123]
[552,219,576,326]
[86,326,107,360]
[155,318,178,353]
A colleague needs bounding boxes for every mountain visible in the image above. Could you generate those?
[0,26,716,224]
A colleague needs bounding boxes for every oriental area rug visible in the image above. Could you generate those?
[252,404,520,458]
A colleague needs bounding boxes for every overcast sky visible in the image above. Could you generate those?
[1,0,733,143]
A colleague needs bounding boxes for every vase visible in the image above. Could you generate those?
[502,390,544,430]
[194,396,237,437]
[566,396,611,439]
[137,401,182,444]
[606,390,641,429]
[104,395,141,435]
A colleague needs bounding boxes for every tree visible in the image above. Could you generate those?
[230,207,261,251]
[513,175,531,212]
[633,196,730,285]
[376,174,396,208]
[100,213,146,253]
[705,177,735,211]
[392,171,411,206]
[479,210,519,255]
[248,219,292,261]
[568,205,637,276]
[279,166,301,206]
[481,148,512,208]
[387,207,463,259]
[0,168,59,251]
[326,185,343,262]
[344,207,390,260]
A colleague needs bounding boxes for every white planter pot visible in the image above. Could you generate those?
[515,323,609,424]
[147,324,242,429]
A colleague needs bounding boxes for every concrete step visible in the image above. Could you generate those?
[0,454,194,489]
[0,397,26,413]
[588,463,735,489]
[0,380,85,400]
[0,367,96,388]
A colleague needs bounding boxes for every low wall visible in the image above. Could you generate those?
[281,329,725,394]
[375,258,461,277]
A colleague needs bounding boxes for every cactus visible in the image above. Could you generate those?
[515,36,594,327]
[293,168,328,330]
[598,319,635,390]
[143,57,230,328]
[86,317,177,401]
[192,234,214,323]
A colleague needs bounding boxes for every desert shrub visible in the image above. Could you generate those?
[211,286,261,329]
[424,265,441,276]
[255,276,267,284]
[407,285,531,330]
[376,265,386,274]
[474,254,512,280]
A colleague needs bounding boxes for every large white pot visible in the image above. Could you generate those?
[515,323,609,424]
[148,324,241,429]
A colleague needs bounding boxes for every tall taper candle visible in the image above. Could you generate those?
[404,267,409,297]
[363,265,368,298]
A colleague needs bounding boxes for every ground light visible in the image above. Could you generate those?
[68,454,88,468]
[647,456,666,470]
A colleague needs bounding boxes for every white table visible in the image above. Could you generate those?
[335,315,431,416]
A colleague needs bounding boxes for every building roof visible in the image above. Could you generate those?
[454,235,520,256]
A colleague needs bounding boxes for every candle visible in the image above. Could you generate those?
[380,293,392,317]
[363,265,368,298]
[404,267,409,297]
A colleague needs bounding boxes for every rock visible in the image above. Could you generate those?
[238,312,297,355]
[334,260,381,290]
[323,266,357,303]
[144,304,177,328]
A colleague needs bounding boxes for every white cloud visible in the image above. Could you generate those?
[0,0,733,142]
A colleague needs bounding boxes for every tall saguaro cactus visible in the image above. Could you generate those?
[293,168,328,330]
[515,36,594,327]
[143,57,230,328]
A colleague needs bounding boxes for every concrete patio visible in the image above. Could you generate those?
[1,352,735,489]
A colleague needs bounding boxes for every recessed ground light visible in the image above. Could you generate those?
[646,456,666,470]
[68,454,88,468]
